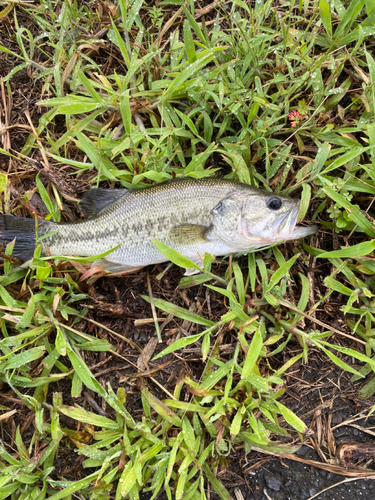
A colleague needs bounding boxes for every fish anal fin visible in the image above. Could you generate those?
[169,224,207,246]
[80,188,129,218]
[92,258,142,274]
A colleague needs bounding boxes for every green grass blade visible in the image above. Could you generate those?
[275,401,307,433]
[58,405,120,429]
[241,329,263,380]
[318,240,375,258]
[152,239,201,271]
[183,21,196,63]
[142,296,215,327]
[319,0,332,37]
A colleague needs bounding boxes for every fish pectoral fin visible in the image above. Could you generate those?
[92,258,140,274]
[169,225,207,274]
[80,188,130,218]
[169,224,207,246]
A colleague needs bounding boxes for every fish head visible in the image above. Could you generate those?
[211,189,317,249]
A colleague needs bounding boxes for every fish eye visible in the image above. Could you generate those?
[213,202,224,214]
[267,196,282,210]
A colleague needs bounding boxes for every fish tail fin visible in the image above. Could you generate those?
[0,214,37,261]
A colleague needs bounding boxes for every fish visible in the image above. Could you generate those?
[0,178,317,275]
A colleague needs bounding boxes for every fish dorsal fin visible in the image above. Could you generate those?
[169,224,207,246]
[80,188,129,218]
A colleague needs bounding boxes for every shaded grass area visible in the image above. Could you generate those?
[1,0,375,498]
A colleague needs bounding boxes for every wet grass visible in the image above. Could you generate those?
[1,0,375,498]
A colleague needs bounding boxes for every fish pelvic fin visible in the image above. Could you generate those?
[169,224,207,246]
[183,256,204,276]
[184,267,202,276]
[80,188,129,218]
[0,215,37,261]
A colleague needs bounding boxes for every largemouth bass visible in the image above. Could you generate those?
[0,178,317,274]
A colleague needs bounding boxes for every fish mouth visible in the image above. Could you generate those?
[274,203,300,238]
[275,203,317,241]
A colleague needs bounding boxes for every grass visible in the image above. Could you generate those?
[1,0,375,498]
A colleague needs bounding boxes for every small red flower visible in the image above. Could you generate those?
[289,110,307,128]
